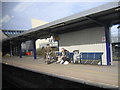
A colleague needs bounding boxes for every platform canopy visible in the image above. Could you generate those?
[2,1,120,43]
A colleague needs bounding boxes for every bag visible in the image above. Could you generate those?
[63,61,69,65]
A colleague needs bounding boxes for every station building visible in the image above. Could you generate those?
[59,27,108,65]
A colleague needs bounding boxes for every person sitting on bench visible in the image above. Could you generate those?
[57,48,70,64]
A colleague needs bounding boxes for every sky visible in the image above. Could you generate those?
[1,0,119,39]
[1,0,114,30]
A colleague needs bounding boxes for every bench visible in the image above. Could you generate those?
[69,53,74,61]
[56,52,74,62]
[80,52,103,65]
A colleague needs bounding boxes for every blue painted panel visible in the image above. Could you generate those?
[69,53,74,59]
[80,52,103,60]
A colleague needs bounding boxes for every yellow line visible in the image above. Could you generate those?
[3,61,119,77]
[80,69,118,76]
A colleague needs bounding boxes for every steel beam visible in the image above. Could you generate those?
[85,16,104,26]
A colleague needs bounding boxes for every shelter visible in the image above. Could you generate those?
[2,1,120,65]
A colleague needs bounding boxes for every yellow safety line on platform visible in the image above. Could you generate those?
[64,67,119,77]
[3,61,119,77]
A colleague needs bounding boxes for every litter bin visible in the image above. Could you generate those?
[73,50,80,63]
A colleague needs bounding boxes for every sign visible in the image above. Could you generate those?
[102,36,106,42]
[53,35,60,41]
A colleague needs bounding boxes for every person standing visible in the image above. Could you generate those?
[45,44,52,64]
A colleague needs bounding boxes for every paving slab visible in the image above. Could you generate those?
[2,56,120,89]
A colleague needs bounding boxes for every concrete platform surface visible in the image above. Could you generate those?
[2,56,120,89]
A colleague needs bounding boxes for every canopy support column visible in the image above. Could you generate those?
[33,40,37,59]
[19,42,22,58]
[10,41,13,57]
[105,25,111,65]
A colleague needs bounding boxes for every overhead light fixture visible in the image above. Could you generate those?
[115,8,120,11]
[50,23,65,29]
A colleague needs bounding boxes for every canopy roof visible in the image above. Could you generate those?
[2,1,120,43]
